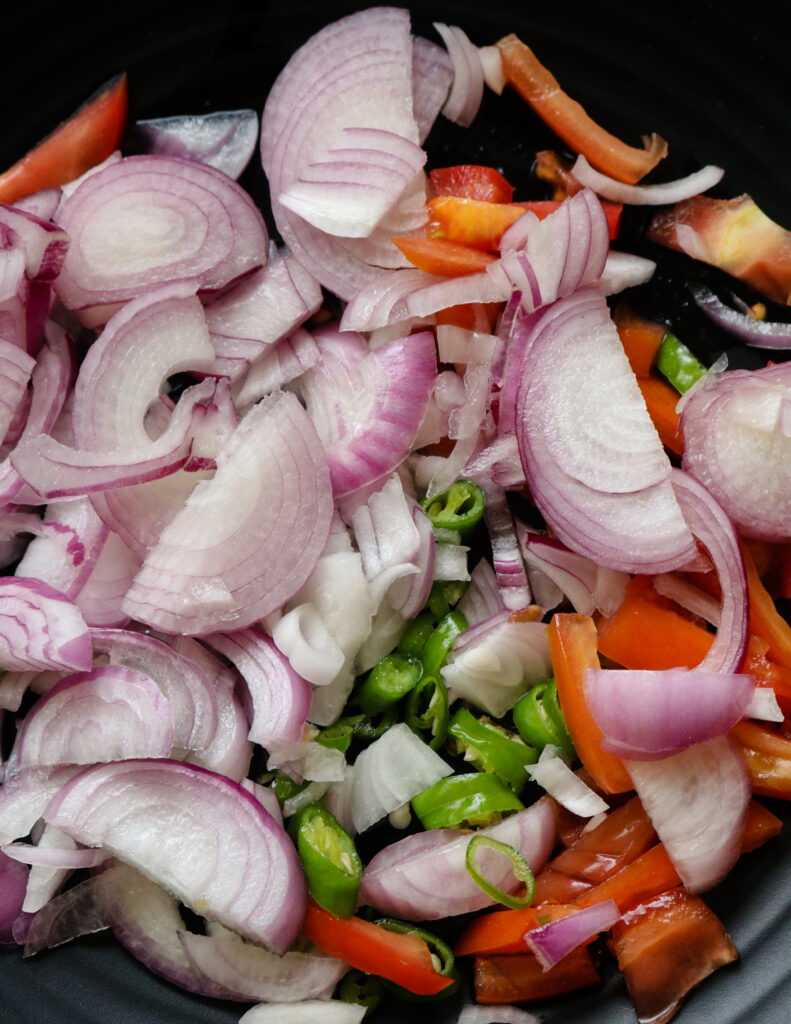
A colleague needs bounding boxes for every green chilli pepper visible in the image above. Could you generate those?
[398,610,440,659]
[465,834,536,910]
[421,479,486,537]
[448,707,538,794]
[338,970,383,1014]
[316,714,365,753]
[355,652,423,715]
[426,579,469,620]
[655,331,707,394]
[292,804,362,918]
[404,672,450,750]
[374,918,459,1002]
[421,609,467,678]
[512,679,575,760]
[411,772,524,829]
[271,770,309,807]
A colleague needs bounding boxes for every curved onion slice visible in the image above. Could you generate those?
[441,611,552,718]
[527,749,609,816]
[44,759,307,953]
[434,23,485,128]
[10,665,175,769]
[0,767,81,846]
[458,1008,539,1024]
[689,282,791,349]
[571,155,724,205]
[19,872,109,955]
[515,289,696,572]
[53,154,269,325]
[525,898,620,969]
[122,390,333,634]
[129,109,259,180]
[240,1003,366,1024]
[584,668,755,760]
[359,797,555,920]
[350,723,451,834]
[90,628,218,754]
[671,469,748,673]
[412,36,453,143]
[0,578,91,673]
[205,628,311,750]
[179,922,348,1003]
[625,735,751,893]
[681,361,791,541]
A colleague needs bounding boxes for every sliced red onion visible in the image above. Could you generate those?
[625,735,751,893]
[272,605,345,686]
[73,530,141,627]
[0,669,35,711]
[267,741,346,785]
[205,245,322,375]
[387,497,436,620]
[351,474,423,602]
[0,849,28,943]
[0,203,69,282]
[54,154,269,324]
[516,289,696,572]
[2,841,108,869]
[13,188,62,221]
[205,628,311,750]
[0,578,91,673]
[689,281,791,348]
[584,668,755,760]
[350,723,452,833]
[0,767,81,846]
[21,872,109,955]
[186,667,252,783]
[652,573,721,626]
[481,484,531,611]
[570,155,724,205]
[339,267,438,333]
[129,109,259,179]
[235,327,321,408]
[301,328,436,498]
[457,557,505,626]
[405,269,506,321]
[434,23,485,128]
[412,36,453,143]
[122,390,333,634]
[599,250,656,294]
[518,529,629,618]
[525,898,620,969]
[239,1003,366,1024]
[21,824,78,914]
[671,469,748,673]
[10,665,175,770]
[527,747,609,816]
[477,46,507,95]
[434,541,470,582]
[95,860,239,997]
[45,759,307,953]
[441,611,552,718]
[745,687,783,722]
[179,922,348,1003]
[90,628,218,754]
[0,340,34,445]
[359,796,555,920]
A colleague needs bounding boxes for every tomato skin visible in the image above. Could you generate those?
[429,164,514,203]
[0,73,128,204]
[474,945,601,1004]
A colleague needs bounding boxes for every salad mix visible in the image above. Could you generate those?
[2,7,791,1024]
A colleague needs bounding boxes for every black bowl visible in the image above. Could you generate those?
[2,3,791,1023]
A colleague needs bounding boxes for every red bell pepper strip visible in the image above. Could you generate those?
[608,887,738,1024]
[0,74,128,204]
[301,900,454,996]
[429,164,514,203]
[454,903,579,957]
[636,376,684,456]
[731,719,791,799]
[473,945,601,1004]
[495,34,667,185]
[427,196,526,248]
[742,540,791,670]
[548,613,633,794]
[391,235,497,276]
[613,305,668,378]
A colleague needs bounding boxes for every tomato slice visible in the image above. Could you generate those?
[429,164,514,203]
[0,74,128,204]
[301,900,454,996]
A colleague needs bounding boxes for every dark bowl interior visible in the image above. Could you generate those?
[2,2,791,1022]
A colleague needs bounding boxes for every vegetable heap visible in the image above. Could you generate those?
[2,7,791,1024]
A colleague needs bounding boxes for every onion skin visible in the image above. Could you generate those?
[44,759,307,954]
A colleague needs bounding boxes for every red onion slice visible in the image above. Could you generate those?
[0,578,91,673]
[0,849,28,943]
[359,797,555,920]
[20,872,109,955]
[90,628,218,754]
[122,390,333,634]
[0,767,81,846]
[73,531,140,628]
[457,557,506,626]
[584,668,755,760]
[571,155,724,205]
[2,842,108,870]
[434,23,485,128]
[689,282,791,348]
[205,628,311,750]
[0,203,70,282]
[45,759,307,953]
[625,735,751,893]
[681,362,791,541]
[412,36,453,143]
[53,155,269,324]
[458,1008,539,1024]
[0,340,34,446]
[527,749,609,816]
[10,665,175,769]
[525,898,620,969]
[129,109,259,180]
[179,922,348,1003]
[239,1003,366,1024]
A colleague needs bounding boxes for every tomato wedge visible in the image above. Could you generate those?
[0,74,128,205]
[301,900,454,996]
